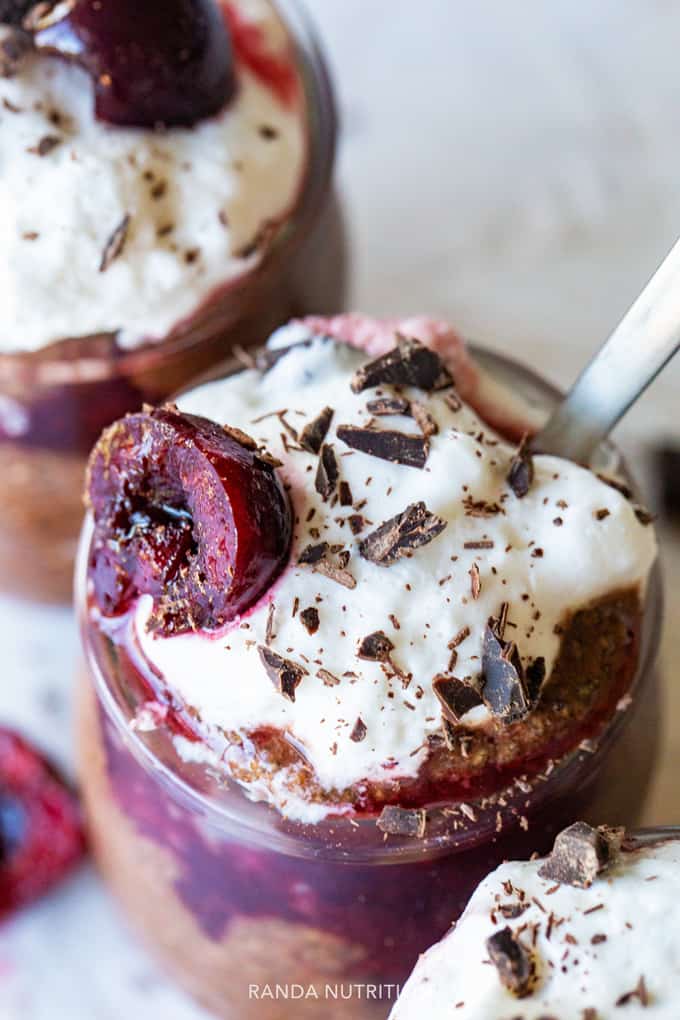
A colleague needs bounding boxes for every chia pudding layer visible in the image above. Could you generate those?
[77,318,660,1018]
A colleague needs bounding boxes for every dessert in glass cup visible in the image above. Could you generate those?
[391,821,680,1019]
[76,315,660,1019]
[0,0,343,600]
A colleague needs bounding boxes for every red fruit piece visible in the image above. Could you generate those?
[26,0,236,128]
[86,405,292,635]
[0,730,84,918]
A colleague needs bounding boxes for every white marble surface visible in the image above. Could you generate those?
[2,1,680,1016]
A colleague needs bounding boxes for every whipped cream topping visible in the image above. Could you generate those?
[390,835,680,1019]
[0,0,306,354]
[127,320,657,821]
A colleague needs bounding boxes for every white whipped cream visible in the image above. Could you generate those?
[0,0,306,353]
[129,322,656,821]
[390,835,680,1019]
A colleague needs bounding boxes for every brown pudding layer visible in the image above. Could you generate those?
[212,589,643,816]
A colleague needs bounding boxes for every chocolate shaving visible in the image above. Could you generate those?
[258,646,307,702]
[485,927,533,997]
[366,396,411,416]
[348,514,367,535]
[299,607,320,635]
[349,717,367,743]
[337,425,429,469]
[615,976,649,1008]
[357,630,394,662]
[525,656,546,703]
[359,502,447,566]
[507,434,534,498]
[222,424,258,450]
[28,133,61,157]
[433,674,483,722]
[339,480,353,506]
[481,626,531,723]
[597,473,633,500]
[538,822,616,888]
[99,213,131,273]
[411,400,438,438]
[0,26,31,77]
[298,406,334,454]
[298,542,356,589]
[351,335,452,394]
[377,805,427,838]
[315,443,339,501]
[469,562,481,599]
[317,668,340,687]
[634,506,655,526]
[265,603,276,644]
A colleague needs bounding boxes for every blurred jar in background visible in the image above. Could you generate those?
[0,0,345,600]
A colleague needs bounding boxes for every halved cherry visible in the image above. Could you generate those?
[86,405,292,635]
[0,730,85,918]
[26,0,236,128]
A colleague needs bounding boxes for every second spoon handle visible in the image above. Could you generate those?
[535,236,680,463]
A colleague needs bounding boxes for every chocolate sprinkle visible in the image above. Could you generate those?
[485,927,533,997]
[350,335,452,394]
[298,406,334,454]
[337,425,429,469]
[349,717,367,743]
[258,647,307,702]
[359,501,447,566]
[299,607,320,635]
[433,674,483,722]
[99,213,131,273]
[411,400,439,438]
[357,630,394,662]
[315,443,339,501]
[481,626,531,723]
[538,822,615,888]
[377,805,427,838]
[298,542,356,589]
[0,26,31,77]
[507,434,534,498]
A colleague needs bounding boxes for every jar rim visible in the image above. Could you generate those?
[76,343,663,863]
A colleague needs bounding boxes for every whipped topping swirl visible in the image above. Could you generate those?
[0,0,306,353]
[390,833,680,1019]
[127,319,657,821]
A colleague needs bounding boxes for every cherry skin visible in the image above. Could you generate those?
[27,0,236,128]
[86,405,292,635]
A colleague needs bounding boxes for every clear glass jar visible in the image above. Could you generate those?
[0,0,345,602]
[76,348,661,1020]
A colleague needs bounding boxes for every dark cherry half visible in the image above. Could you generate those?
[0,730,84,918]
[26,0,236,128]
[86,405,292,635]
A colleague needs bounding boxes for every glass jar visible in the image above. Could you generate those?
[76,348,662,1020]
[0,0,345,602]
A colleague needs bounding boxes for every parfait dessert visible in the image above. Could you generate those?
[0,0,342,599]
[391,822,680,1019]
[77,316,659,1019]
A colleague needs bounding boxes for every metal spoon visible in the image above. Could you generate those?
[534,235,680,463]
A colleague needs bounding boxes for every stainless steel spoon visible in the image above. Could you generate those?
[534,236,680,463]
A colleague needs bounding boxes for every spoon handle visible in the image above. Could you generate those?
[535,236,680,463]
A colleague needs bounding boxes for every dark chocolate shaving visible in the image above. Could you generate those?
[469,562,481,599]
[538,822,616,888]
[377,805,427,838]
[299,607,320,635]
[337,425,429,469]
[357,630,394,662]
[481,626,531,723]
[485,927,533,997]
[359,502,447,566]
[348,514,367,535]
[507,434,534,498]
[349,717,367,743]
[298,542,356,589]
[366,396,411,416]
[221,424,258,450]
[317,668,340,687]
[258,647,307,703]
[411,400,438,438]
[298,406,334,454]
[525,656,546,703]
[99,213,131,273]
[351,335,452,394]
[615,976,649,1008]
[433,674,483,722]
[315,443,339,501]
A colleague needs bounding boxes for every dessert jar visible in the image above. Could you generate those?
[0,0,344,602]
[76,346,662,1020]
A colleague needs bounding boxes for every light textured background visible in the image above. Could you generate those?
[1,2,679,1016]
